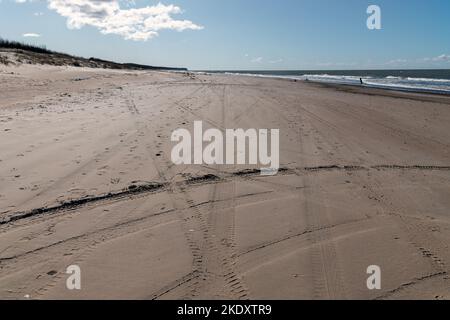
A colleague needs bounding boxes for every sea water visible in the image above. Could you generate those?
[204,69,450,94]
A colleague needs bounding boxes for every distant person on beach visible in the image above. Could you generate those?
[360,78,364,85]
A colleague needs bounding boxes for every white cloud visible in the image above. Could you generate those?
[315,61,357,67]
[269,59,283,64]
[244,56,283,65]
[385,58,408,65]
[432,54,450,62]
[392,54,450,65]
[23,33,41,37]
[251,57,263,63]
[34,11,44,16]
[15,0,28,3]
[316,62,333,67]
[45,0,203,41]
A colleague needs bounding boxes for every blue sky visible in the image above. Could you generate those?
[0,0,449,70]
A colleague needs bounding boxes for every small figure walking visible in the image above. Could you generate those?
[360,78,364,85]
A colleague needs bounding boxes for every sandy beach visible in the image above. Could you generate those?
[1,64,450,300]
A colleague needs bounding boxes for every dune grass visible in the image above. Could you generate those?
[0,38,54,55]
[0,37,187,70]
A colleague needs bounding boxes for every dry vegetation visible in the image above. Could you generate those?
[0,38,186,71]
[0,54,10,65]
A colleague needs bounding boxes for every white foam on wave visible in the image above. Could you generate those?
[405,77,450,83]
[215,72,450,94]
[364,80,450,93]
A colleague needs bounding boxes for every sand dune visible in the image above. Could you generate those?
[1,65,450,300]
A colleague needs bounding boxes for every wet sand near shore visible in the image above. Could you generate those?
[1,65,450,300]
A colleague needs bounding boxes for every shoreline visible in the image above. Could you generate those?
[307,81,450,103]
[197,70,450,97]
[310,79,450,97]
